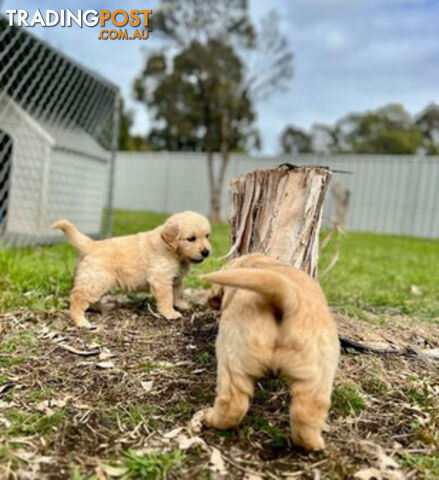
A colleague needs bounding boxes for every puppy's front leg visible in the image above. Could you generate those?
[150,280,182,320]
[173,271,190,311]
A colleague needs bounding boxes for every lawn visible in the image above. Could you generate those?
[1,209,438,322]
[0,210,438,479]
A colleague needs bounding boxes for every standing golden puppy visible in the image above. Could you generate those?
[53,211,211,328]
[203,253,339,451]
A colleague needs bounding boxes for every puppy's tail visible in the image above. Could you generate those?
[203,268,299,317]
[52,219,94,257]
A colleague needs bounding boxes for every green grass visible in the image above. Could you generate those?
[400,452,439,479]
[241,413,290,450]
[360,375,389,395]
[5,409,65,436]
[28,387,53,402]
[1,209,438,321]
[320,232,439,319]
[121,450,185,479]
[331,383,367,416]
[0,331,37,367]
[167,401,194,421]
[139,360,174,373]
[404,385,435,409]
[70,467,98,480]
[108,404,160,430]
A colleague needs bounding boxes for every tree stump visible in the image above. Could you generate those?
[228,165,332,278]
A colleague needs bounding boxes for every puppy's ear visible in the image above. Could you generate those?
[161,222,180,251]
[207,285,223,311]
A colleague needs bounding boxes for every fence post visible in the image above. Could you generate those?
[104,91,120,237]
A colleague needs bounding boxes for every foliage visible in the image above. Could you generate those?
[335,104,423,154]
[150,0,255,48]
[118,99,150,151]
[280,125,312,154]
[134,40,256,153]
[282,103,439,155]
[415,103,439,154]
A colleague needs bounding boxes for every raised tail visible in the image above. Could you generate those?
[52,219,94,257]
[203,268,299,317]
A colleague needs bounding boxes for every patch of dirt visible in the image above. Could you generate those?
[0,297,438,479]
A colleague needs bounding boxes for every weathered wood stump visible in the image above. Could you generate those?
[228,164,332,278]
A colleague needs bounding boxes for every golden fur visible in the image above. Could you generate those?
[203,253,339,451]
[53,211,211,328]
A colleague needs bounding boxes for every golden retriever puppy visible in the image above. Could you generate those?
[53,211,211,328]
[203,253,339,451]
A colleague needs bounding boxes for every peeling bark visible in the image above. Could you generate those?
[228,164,332,278]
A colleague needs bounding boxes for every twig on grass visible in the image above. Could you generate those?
[339,336,438,361]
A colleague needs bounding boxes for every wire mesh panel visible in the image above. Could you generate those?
[0,15,119,247]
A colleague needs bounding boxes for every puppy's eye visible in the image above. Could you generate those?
[205,233,210,239]
[187,236,196,242]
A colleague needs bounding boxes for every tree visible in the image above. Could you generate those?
[151,0,255,48]
[135,41,257,218]
[118,102,134,150]
[310,123,339,154]
[280,103,437,156]
[107,99,149,151]
[136,1,293,219]
[415,103,439,154]
[280,125,312,154]
[335,104,423,154]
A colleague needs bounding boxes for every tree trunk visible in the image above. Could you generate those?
[207,110,231,222]
[210,185,222,223]
[228,165,332,278]
[207,149,221,222]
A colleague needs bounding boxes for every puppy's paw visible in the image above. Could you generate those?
[174,299,190,311]
[161,309,182,320]
[74,318,93,329]
[291,431,325,451]
[190,409,206,433]
[202,407,215,427]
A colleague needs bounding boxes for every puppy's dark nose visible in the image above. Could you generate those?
[201,249,210,258]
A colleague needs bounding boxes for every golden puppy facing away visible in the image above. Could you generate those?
[203,253,339,451]
[53,211,211,328]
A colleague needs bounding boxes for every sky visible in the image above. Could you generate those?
[2,0,438,154]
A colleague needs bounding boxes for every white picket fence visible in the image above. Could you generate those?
[114,152,439,238]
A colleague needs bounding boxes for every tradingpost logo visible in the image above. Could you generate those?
[4,9,152,40]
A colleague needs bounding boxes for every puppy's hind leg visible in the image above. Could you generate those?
[204,366,254,430]
[288,379,331,451]
[88,301,112,314]
[70,290,93,328]
[70,267,115,328]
